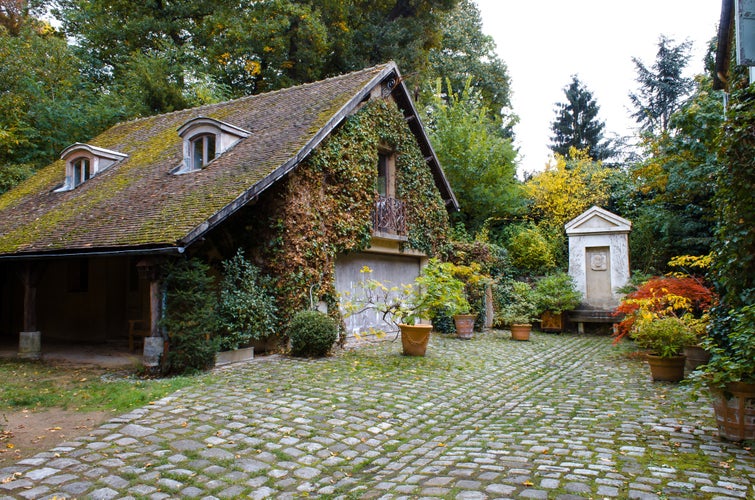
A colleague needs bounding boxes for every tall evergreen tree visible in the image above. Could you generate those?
[630,35,694,135]
[550,75,612,161]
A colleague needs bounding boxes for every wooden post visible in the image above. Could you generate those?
[136,258,163,337]
[17,262,44,359]
[136,258,165,369]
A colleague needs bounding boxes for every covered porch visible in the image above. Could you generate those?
[0,254,164,365]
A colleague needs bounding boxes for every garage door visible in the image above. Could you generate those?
[335,253,421,337]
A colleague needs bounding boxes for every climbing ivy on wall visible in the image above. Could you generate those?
[243,99,452,326]
[714,85,755,310]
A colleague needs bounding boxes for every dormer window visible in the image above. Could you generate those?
[72,157,91,187]
[55,143,128,192]
[191,134,216,170]
[176,117,249,173]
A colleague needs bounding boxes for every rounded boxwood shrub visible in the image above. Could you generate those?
[288,310,338,357]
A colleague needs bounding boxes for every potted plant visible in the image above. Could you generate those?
[341,259,469,355]
[631,316,696,382]
[692,305,755,441]
[680,313,711,372]
[442,262,489,339]
[497,281,538,341]
[214,250,277,365]
[532,272,582,332]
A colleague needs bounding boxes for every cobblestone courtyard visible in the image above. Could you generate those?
[1,331,753,499]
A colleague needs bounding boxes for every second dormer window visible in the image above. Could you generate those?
[72,157,91,187]
[191,134,217,170]
[176,117,250,174]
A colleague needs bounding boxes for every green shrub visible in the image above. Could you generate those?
[632,317,696,358]
[493,279,537,326]
[506,225,556,275]
[698,304,755,388]
[161,258,218,374]
[216,250,278,351]
[431,307,455,334]
[532,272,582,315]
[288,310,339,357]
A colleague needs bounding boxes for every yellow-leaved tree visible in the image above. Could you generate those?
[524,147,611,233]
[512,147,612,270]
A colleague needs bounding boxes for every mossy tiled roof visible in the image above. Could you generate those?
[0,64,401,257]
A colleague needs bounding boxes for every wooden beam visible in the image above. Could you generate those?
[17,263,44,332]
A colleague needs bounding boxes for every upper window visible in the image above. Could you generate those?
[72,157,91,187]
[376,147,396,198]
[176,117,249,174]
[55,143,128,192]
[191,134,217,170]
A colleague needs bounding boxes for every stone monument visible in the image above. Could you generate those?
[565,206,631,312]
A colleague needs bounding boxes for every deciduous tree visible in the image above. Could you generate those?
[427,0,513,128]
[0,21,120,186]
[524,148,611,232]
[424,79,521,234]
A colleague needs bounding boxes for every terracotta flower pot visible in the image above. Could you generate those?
[711,382,755,442]
[510,324,531,341]
[646,353,686,382]
[453,314,477,340]
[399,324,432,356]
[682,345,711,372]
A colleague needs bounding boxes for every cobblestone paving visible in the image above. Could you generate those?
[1,331,753,499]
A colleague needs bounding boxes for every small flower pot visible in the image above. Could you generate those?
[453,314,477,340]
[399,324,432,356]
[510,324,531,341]
[646,354,686,382]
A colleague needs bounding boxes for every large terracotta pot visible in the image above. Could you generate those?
[399,324,432,356]
[510,324,531,341]
[711,382,755,441]
[683,345,711,372]
[646,354,686,382]
[453,314,477,340]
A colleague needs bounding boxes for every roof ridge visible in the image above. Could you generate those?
[114,63,395,128]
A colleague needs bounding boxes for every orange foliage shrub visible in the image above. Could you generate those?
[614,276,716,342]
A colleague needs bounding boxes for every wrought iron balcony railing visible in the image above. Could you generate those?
[373,195,406,236]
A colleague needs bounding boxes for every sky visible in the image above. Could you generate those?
[474,0,723,175]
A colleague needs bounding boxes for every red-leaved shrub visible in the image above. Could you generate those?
[614,276,716,342]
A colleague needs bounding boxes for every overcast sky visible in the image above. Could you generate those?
[474,0,722,174]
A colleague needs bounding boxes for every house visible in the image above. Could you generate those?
[0,62,458,362]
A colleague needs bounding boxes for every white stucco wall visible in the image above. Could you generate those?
[565,207,632,310]
[568,233,630,308]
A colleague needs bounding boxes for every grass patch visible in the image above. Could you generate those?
[0,359,204,412]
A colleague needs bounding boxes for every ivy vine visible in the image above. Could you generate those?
[241,98,451,329]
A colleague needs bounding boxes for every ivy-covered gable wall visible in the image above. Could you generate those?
[231,98,451,325]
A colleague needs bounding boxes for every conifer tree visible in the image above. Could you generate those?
[630,35,694,135]
[549,75,612,161]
